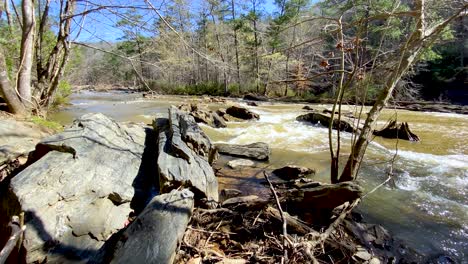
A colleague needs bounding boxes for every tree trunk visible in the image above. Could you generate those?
[0,53,27,116]
[340,49,422,182]
[4,0,13,29]
[339,0,467,182]
[209,7,228,96]
[231,0,241,89]
[17,0,35,109]
[253,19,260,94]
[38,0,76,108]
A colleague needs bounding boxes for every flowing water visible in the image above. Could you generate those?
[51,91,468,261]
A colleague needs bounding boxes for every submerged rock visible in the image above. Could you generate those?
[155,107,219,202]
[111,189,194,264]
[243,94,269,102]
[227,159,255,169]
[226,105,260,120]
[220,188,243,201]
[296,112,358,133]
[216,142,270,161]
[272,165,315,181]
[0,113,154,263]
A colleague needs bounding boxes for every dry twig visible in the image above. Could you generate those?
[264,171,291,262]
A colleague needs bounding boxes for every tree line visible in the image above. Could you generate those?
[65,0,466,102]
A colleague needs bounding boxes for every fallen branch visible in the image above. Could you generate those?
[264,171,290,262]
[0,215,26,264]
[307,199,360,248]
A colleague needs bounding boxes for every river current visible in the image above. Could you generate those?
[51,91,468,261]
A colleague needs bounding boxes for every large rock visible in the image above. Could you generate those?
[111,189,194,264]
[0,113,155,263]
[272,165,315,181]
[216,142,270,161]
[155,107,219,202]
[296,112,358,133]
[226,105,259,120]
[178,103,226,128]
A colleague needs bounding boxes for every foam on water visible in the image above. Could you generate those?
[395,150,468,173]
[394,171,421,191]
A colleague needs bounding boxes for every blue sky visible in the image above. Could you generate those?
[71,0,278,43]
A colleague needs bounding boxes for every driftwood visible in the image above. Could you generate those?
[283,181,363,210]
[373,119,420,141]
[265,207,316,236]
[0,215,25,264]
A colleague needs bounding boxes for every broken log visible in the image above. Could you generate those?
[373,120,420,141]
[0,216,25,264]
[265,207,317,236]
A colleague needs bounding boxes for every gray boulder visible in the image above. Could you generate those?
[155,107,219,202]
[0,113,154,263]
[111,189,194,264]
[216,142,270,161]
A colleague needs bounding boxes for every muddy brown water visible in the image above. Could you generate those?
[50,91,468,261]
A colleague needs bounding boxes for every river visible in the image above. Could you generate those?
[50,91,468,261]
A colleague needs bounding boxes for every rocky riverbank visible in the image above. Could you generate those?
[0,108,444,263]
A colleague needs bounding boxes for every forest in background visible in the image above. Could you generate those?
[57,0,468,103]
[1,0,467,117]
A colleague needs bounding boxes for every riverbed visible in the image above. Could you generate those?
[50,91,468,261]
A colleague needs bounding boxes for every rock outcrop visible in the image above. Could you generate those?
[0,113,155,263]
[297,112,358,133]
[216,142,270,161]
[111,189,194,264]
[155,106,219,202]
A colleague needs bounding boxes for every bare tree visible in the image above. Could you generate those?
[337,0,468,182]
